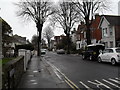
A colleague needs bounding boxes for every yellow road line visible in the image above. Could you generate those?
[65,80,76,90]
[46,61,80,90]
[64,76,80,90]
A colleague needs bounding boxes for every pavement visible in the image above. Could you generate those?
[17,55,69,89]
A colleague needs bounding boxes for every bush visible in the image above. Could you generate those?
[16,44,34,51]
[15,44,34,55]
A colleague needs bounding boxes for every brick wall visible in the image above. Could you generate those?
[2,56,24,89]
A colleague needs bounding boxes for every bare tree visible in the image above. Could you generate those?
[51,1,80,54]
[72,0,110,45]
[43,26,54,50]
[15,0,55,56]
[31,34,38,50]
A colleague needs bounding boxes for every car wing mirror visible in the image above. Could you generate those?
[99,50,103,54]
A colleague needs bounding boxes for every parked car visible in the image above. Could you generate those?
[98,48,120,65]
[41,49,46,54]
[82,44,105,60]
[57,49,65,54]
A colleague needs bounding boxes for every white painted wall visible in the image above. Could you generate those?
[100,17,116,48]
[76,40,87,50]
[71,33,76,44]
[18,49,32,72]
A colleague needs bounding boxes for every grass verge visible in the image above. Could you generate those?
[1,58,15,65]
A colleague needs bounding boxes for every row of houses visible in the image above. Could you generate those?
[1,17,29,57]
[70,14,120,50]
[4,34,29,57]
[52,14,120,50]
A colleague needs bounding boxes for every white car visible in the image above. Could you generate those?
[98,48,120,65]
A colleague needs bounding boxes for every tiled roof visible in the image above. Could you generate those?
[103,15,120,26]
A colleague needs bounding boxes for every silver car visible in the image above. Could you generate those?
[98,48,120,65]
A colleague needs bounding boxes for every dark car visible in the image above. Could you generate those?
[57,49,65,54]
[82,44,105,60]
[41,49,46,54]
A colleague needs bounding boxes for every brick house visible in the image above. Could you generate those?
[76,14,102,50]
[90,14,102,44]
[54,35,67,49]
[99,15,120,48]
[76,22,87,50]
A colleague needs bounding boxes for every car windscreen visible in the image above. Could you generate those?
[87,45,105,51]
[116,49,120,53]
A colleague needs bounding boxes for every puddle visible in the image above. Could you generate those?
[33,71,38,73]
[32,83,38,85]
[30,80,36,82]
[28,75,34,77]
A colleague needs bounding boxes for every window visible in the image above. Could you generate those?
[84,32,86,38]
[109,26,113,36]
[110,41,113,48]
[103,49,109,53]
[116,49,120,53]
[103,28,108,37]
[103,49,113,53]
[105,42,108,48]
[108,49,114,53]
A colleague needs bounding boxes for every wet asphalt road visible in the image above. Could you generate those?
[44,51,120,89]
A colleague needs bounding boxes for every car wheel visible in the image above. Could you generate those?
[98,57,102,63]
[82,55,85,60]
[89,56,92,60]
[111,58,116,65]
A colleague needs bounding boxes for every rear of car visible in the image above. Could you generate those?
[82,44,105,60]
[41,49,46,55]
[56,49,65,54]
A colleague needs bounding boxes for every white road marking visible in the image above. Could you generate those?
[79,81,93,90]
[88,80,112,90]
[95,80,112,90]
[115,78,120,80]
[109,78,120,84]
[103,79,120,88]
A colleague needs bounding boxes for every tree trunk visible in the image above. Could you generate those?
[48,39,50,51]
[86,26,91,45]
[85,18,91,45]
[37,21,43,56]
[66,34,70,54]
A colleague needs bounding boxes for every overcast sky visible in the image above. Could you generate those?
[0,0,119,41]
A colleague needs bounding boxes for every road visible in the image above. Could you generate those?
[43,51,120,89]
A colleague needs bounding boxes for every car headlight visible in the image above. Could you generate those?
[93,52,96,55]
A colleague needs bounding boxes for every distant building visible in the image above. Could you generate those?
[1,17,14,57]
[50,40,55,50]
[13,34,27,45]
[70,28,77,44]
[99,15,120,48]
[118,1,120,15]
[76,21,87,50]
[54,35,67,49]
